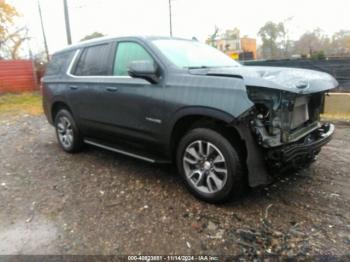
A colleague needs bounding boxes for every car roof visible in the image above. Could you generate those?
[54,35,192,55]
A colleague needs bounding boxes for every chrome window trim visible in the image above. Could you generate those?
[66,49,132,79]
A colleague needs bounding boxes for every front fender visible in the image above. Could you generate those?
[162,106,236,154]
[171,106,236,125]
[164,73,255,117]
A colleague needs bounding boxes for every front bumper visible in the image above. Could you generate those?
[266,123,335,169]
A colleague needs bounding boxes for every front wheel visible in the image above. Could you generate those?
[54,109,83,153]
[176,128,244,203]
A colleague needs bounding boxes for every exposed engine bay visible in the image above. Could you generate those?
[246,86,334,170]
[247,86,325,148]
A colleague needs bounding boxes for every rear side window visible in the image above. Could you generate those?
[74,44,111,76]
[114,42,154,76]
[46,51,74,76]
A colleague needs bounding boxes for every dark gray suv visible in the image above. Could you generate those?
[42,36,336,203]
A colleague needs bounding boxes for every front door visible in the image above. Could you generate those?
[97,41,165,147]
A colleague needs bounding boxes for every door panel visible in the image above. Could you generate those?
[91,40,165,147]
[67,40,166,149]
[97,79,164,144]
[69,78,164,147]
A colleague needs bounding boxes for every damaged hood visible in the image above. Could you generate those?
[189,66,338,94]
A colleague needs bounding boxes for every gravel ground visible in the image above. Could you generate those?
[0,113,349,257]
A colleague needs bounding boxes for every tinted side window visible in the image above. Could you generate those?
[46,51,74,76]
[114,42,154,76]
[74,44,111,76]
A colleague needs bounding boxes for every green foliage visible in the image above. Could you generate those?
[311,50,326,60]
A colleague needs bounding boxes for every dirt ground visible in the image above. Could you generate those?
[0,112,349,258]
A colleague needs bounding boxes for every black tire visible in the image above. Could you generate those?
[176,128,244,203]
[54,109,83,153]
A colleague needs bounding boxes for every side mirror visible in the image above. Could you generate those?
[128,60,159,84]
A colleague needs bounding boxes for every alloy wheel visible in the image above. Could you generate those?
[57,116,74,148]
[182,140,228,194]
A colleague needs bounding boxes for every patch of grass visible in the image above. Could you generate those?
[0,92,43,116]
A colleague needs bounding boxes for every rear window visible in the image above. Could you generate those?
[46,51,74,76]
[74,44,111,76]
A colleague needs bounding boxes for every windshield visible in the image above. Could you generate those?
[152,39,241,69]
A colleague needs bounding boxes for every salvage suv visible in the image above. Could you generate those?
[42,36,336,203]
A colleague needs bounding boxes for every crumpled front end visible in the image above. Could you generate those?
[247,86,335,171]
[200,65,337,184]
[266,123,334,170]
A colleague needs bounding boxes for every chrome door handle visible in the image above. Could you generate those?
[70,85,78,90]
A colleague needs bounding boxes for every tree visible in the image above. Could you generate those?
[280,17,294,58]
[331,30,350,55]
[80,32,105,42]
[258,21,286,59]
[0,1,27,59]
[10,30,27,59]
[293,28,331,57]
[0,0,18,40]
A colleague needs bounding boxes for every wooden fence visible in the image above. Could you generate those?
[0,60,37,94]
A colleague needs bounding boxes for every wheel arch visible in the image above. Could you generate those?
[168,106,272,188]
[51,100,73,123]
[168,107,247,162]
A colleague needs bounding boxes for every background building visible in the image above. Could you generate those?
[240,37,257,60]
[207,28,257,60]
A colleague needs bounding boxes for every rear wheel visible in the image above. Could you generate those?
[54,109,83,153]
[176,128,244,203]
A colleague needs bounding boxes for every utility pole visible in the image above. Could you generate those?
[168,0,173,37]
[63,0,72,45]
[37,0,50,61]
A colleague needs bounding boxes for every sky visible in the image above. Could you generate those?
[8,0,350,55]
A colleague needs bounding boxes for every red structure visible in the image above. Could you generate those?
[0,60,37,93]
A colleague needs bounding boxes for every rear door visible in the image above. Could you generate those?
[67,43,115,136]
